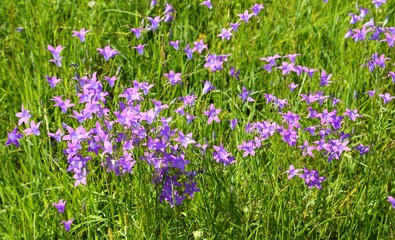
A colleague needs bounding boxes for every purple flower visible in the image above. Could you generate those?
[229,67,240,80]
[349,13,361,24]
[218,28,233,40]
[237,140,256,157]
[286,164,300,180]
[238,86,254,102]
[299,140,315,157]
[169,40,180,50]
[200,0,212,9]
[164,70,182,85]
[229,118,238,130]
[6,127,23,147]
[388,71,395,83]
[97,45,119,61]
[48,129,63,142]
[133,44,146,55]
[320,70,333,87]
[379,93,395,104]
[47,44,64,60]
[150,0,158,7]
[15,104,31,126]
[53,199,66,213]
[193,39,208,54]
[147,16,161,30]
[344,108,361,121]
[184,181,200,198]
[278,62,295,75]
[284,53,300,63]
[184,43,194,60]
[51,96,75,113]
[359,7,369,19]
[238,10,254,23]
[388,196,395,208]
[352,26,372,42]
[381,33,395,48]
[130,28,143,39]
[104,76,117,88]
[46,76,62,88]
[203,103,221,124]
[372,0,386,8]
[61,219,74,232]
[354,144,370,155]
[213,143,235,165]
[299,168,326,190]
[230,22,241,32]
[72,28,90,42]
[202,80,216,95]
[251,4,264,16]
[23,121,41,136]
[289,82,299,92]
[175,131,196,148]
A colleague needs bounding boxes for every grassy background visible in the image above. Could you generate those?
[1,0,395,239]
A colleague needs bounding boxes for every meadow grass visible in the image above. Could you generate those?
[1,0,395,239]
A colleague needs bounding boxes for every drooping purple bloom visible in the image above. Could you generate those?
[147,16,161,30]
[388,196,395,208]
[15,104,31,126]
[381,33,395,48]
[237,10,254,23]
[299,140,315,157]
[203,103,221,124]
[320,70,333,87]
[230,22,241,32]
[379,93,395,104]
[354,144,370,155]
[344,108,361,121]
[48,129,63,142]
[388,71,395,83]
[284,53,300,63]
[299,168,326,190]
[372,0,386,8]
[130,28,143,39]
[184,43,194,60]
[278,62,295,75]
[61,219,74,232]
[164,70,182,85]
[200,0,212,9]
[229,67,240,80]
[47,44,64,60]
[97,45,119,61]
[6,127,23,147]
[46,76,62,88]
[349,13,361,24]
[238,86,254,102]
[72,28,90,42]
[169,40,180,50]
[51,96,75,113]
[175,131,196,148]
[104,76,117,88]
[202,80,216,95]
[286,164,300,180]
[229,118,238,130]
[133,44,146,55]
[289,82,299,92]
[218,28,233,40]
[23,121,41,136]
[213,143,235,165]
[193,39,208,54]
[53,199,66,213]
[251,4,264,16]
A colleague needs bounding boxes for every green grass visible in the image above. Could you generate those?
[1,0,395,239]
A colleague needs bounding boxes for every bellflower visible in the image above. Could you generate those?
[237,10,254,23]
[218,28,233,40]
[147,16,161,30]
[130,28,143,39]
[202,80,216,95]
[379,93,395,104]
[53,199,66,213]
[164,70,182,85]
[203,104,221,124]
[388,196,395,209]
[97,45,119,61]
[193,39,208,54]
[6,127,23,147]
[169,40,180,50]
[61,219,74,232]
[23,121,41,136]
[45,75,62,88]
[133,44,146,55]
[251,4,264,16]
[15,104,31,126]
[72,28,90,42]
[200,0,212,9]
